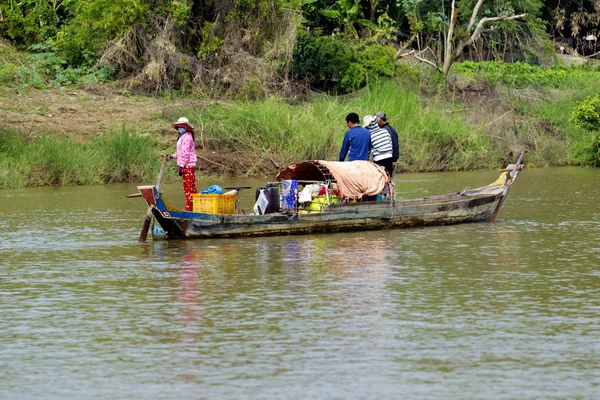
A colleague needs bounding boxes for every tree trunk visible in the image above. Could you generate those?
[441,0,527,76]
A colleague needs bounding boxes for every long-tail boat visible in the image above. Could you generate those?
[134,152,525,241]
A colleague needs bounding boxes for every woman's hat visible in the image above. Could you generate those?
[362,115,375,127]
[173,117,194,131]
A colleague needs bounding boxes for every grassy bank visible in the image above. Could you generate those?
[178,80,504,172]
[0,127,169,189]
[1,69,599,189]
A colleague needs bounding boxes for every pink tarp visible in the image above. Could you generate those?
[276,160,389,199]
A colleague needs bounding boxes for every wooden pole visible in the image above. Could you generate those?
[139,155,168,242]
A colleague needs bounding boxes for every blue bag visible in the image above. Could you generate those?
[200,185,223,194]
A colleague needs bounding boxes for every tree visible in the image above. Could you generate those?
[441,0,528,76]
[318,0,363,37]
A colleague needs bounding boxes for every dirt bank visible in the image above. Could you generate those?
[0,84,276,176]
[0,84,172,139]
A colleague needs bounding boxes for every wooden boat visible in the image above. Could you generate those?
[136,152,524,241]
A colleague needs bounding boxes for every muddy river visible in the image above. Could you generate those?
[1,168,599,399]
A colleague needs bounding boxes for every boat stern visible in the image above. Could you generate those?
[137,185,158,208]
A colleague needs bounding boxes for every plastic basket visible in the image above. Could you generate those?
[192,193,237,214]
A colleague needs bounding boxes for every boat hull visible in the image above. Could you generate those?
[149,190,503,240]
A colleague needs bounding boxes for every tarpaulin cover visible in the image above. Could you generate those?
[276,160,389,199]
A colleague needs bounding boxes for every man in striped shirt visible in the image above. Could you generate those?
[363,115,394,176]
[375,111,399,177]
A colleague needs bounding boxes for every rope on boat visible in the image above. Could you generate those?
[389,180,396,225]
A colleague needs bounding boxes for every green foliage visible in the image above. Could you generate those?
[292,32,354,93]
[55,0,151,66]
[163,0,192,26]
[0,0,77,46]
[355,45,397,78]
[0,39,106,88]
[358,13,398,44]
[318,0,361,37]
[0,62,19,85]
[16,67,46,89]
[569,96,600,166]
[293,32,418,94]
[197,22,225,55]
[570,133,600,167]
[570,96,600,132]
[453,61,600,90]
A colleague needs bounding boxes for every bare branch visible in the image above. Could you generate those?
[469,14,528,47]
[415,54,441,71]
[395,49,415,59]
[467,0,486,32]
[484,109,515,127]
[456,14,528,61]
[585,50,600,59]
[396,48,440,71]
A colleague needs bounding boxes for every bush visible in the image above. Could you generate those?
[569,96,600,166]
[292,32,355,93]
[292,32,418,94]
[570,96,600,132]
[0,63,19,85]
[55,0,151,66]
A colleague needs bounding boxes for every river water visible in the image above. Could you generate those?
[1,168,599,399]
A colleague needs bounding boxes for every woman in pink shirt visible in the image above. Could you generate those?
[166,117,198,211]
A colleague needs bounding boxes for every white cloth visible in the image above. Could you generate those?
[253,189,269,215]
[298,187,313,203]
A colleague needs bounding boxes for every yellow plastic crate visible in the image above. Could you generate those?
[192,193,237,214]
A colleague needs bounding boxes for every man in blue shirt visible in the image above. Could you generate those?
[339,112,371,161]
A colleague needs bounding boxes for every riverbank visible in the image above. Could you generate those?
[1,65,599,190]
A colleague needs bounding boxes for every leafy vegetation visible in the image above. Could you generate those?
[292,32,418,94]
[1,0,597,93]
[569,96,600,166]
[453,61,600,90]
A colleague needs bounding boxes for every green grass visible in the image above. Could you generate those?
[2,69,599,189]
[453,61,600,91]
[0,127,167,189]
[180,80,501,171]
[511,88,599,167]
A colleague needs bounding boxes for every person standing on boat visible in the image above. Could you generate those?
[375,111,399,176]
[339,112,371,162]
[165,117,198,211]
[363,115,394,176]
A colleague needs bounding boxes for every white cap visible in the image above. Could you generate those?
[362,115,374,127]
[176,117,189,124]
